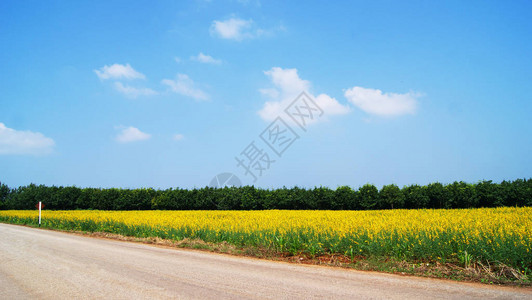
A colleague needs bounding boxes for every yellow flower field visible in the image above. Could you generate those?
[1,207,530,270]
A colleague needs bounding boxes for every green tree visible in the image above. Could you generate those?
[402,184,429,209]
[475,180,498,207]
[334,186,356,210]
[446,181,478,208]
[50,186,81,209]
[313,186,334,209]
[525,178,532,207]
[426,182,447,208]
[0,182,10,209]
[358,184,379,210]
[380,184,405,209]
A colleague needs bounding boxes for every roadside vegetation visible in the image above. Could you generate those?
[1,207,530,285]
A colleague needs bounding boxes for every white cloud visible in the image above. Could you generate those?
[210,17,283,41]
[264,67,310,99]
[161,74,209,101]
[210,18,254,41]
[344,87,420,117]
[94,63,145,80]
[0,123,55,155]
[114,82,157,98]
[258,67,350,122]
[115,126,151,143]
[236,0,260,6]
[315,94,352,115]
[173,134,185,141]
[174,57,182,63]
[191,53,222,65]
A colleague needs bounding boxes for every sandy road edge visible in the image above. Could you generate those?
[1,222,530,293]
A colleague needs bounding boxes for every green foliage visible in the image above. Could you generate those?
[358,184,379,210]
[313,186,335,210]
[2,208,529,273]
[403,184,430,209]
[7,184,42,209]
[380,184,404,209]
[426,182,447,208]
[476,180,498,207]
[334,186,356,210]
[0,181,10,210]
[0,178,530,211]
[445,181,478,208]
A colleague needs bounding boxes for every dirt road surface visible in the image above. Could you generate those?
[0,223,530,299]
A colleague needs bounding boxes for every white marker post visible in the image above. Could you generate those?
[38,201,42,227]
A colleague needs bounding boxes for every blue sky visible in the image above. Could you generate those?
[1,0,531,189]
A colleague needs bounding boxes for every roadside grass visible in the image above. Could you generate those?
[0,207,530,286]
[2,221,530,286]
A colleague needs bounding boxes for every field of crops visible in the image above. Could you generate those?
[0,207,530,272]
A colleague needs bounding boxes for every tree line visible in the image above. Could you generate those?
[0,179,530,211]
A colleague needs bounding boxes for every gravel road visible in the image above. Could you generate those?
[0,223,530,299]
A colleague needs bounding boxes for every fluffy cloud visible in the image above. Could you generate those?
[0,123,55,155]
[210,18,255,41]
[94,63,145,80]
[236,0,261,6]
[161,74,209,101]
[173,134,185,141]
[314,94,353,115]
[115,126,151,143]
[263,67,310,98]
[344,87,420,117]
[258,67,350,122]
[191,53,222,65]
[114,82,157,98]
